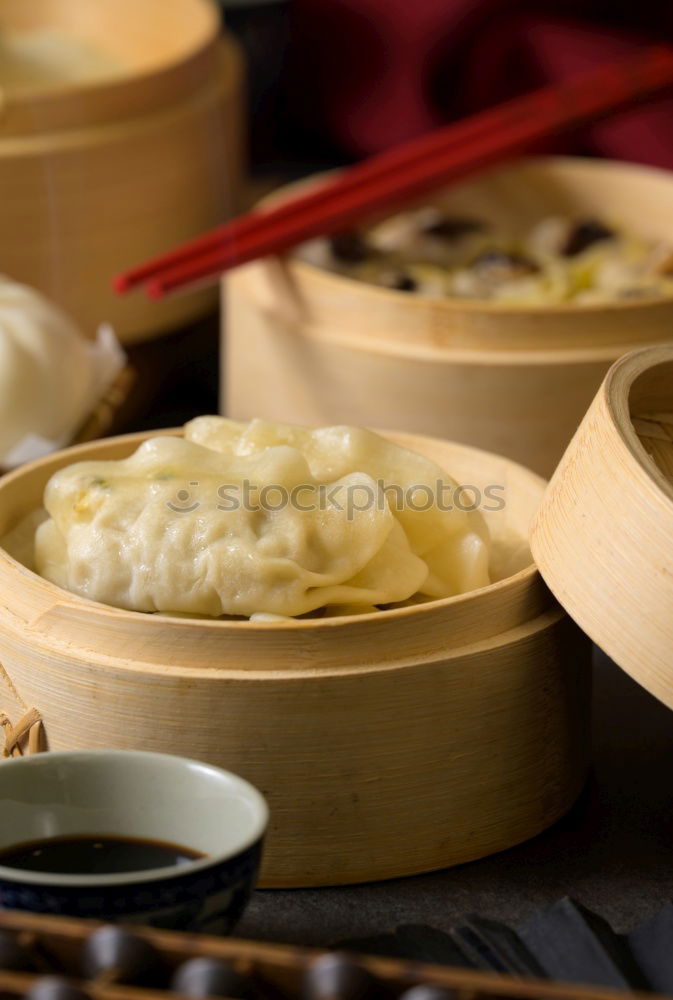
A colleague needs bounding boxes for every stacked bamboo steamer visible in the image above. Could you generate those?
[0,428,590,888]
[531,344,673,708]
[0,0,243,343]
[224,157,673,477]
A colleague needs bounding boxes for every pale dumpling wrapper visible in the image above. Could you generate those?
[0,276,125,465]
[185,417,491,599]
[34,420,491,618]
[35,437,421,616]
[0,277,98,459]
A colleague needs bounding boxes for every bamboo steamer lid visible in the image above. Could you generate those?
[530,343,673,708]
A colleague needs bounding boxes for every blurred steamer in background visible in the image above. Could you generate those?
[0,0,244,345]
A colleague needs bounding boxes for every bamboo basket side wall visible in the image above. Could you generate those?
[224,272,620,479]
[272,261,673,353]
[531,345,673,709]
[0,605,590,886]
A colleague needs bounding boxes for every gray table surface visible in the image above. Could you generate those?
[237,648,673,947]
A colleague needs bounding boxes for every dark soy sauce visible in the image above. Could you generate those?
[0,835,206,875]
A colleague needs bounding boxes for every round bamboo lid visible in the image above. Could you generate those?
[530,344,673,708]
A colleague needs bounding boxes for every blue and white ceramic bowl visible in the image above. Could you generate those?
[0,750,268,933]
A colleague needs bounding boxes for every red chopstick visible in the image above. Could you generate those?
[114,44,673,300]
[114,78,568,295]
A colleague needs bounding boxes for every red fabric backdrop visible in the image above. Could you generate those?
[287,0,673,167]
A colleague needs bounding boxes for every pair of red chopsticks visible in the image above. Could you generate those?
[115,44,673,301]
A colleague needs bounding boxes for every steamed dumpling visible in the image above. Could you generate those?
[0,276,102,460]
[34,420,491,618]
[35,437,427,616]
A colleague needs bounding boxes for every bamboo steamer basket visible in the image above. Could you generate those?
[224,157,673,478]
[0,0,243,344]
[0,429,590,887]
[531,343,673,710]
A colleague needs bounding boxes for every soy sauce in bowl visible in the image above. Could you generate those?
[0,750,268,930]
[0,835,206,875]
